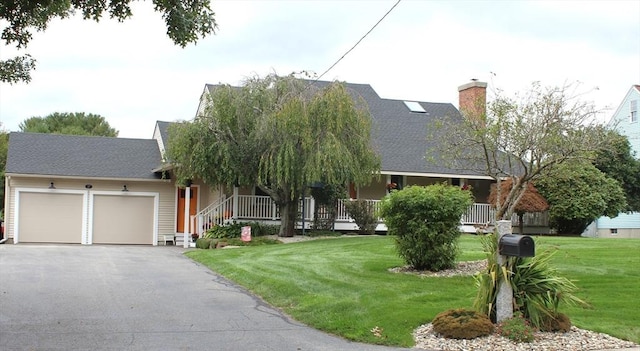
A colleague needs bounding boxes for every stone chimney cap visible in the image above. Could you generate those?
[458,80,488,92]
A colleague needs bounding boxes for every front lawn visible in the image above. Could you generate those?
[186,235,640,347]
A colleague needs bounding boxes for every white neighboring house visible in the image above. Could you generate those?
[589,85,640,238]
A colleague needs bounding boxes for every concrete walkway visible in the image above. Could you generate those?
[0,245,417,351]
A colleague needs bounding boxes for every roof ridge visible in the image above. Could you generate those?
[10,131,154,142]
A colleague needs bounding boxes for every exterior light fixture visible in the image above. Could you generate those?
[48,182,55,189]
[122,185,128,192]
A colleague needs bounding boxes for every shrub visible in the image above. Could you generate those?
[195,238,213,249]
[205,221,280,239]
[204,222,243,239]
[343,199,377,235]
[239,221,280,237]
[379,184,473,271]
[539,313,571,332]
[432,309,494,339]
[496,313,536,343]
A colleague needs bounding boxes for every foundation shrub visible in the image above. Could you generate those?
[432,308,494,339]
[343,199,377,235]
[205,221,280,239]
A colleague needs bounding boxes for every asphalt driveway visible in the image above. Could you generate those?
[0,245,417,351]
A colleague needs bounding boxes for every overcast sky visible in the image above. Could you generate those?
[1,0,638,139]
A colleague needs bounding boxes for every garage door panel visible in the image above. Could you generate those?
[92,195,154,245]
[18,193,83,243]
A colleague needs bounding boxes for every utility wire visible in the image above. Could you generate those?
[310,0,402,85]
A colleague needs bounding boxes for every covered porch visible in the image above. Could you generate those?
[189,191,549,238]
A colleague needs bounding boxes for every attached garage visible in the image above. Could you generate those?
[13,188,159,245]
[16,191,86,244]
[5,132,172,245]
[91,194,157,245]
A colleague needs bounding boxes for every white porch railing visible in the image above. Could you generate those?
[196,194,548,235]
[336,199,382,222]
[198,196,234,234]
[462,203,494,226]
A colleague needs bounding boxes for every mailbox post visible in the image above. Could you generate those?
[495,220,536,323]
[495,220,513,323]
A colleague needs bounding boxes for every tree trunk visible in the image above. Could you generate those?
[278,199,298,237]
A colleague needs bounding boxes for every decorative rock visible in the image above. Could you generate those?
[414,324,639,351]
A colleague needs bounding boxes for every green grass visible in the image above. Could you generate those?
[186,235,640,347]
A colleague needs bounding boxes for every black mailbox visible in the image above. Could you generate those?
[499,234,535,257]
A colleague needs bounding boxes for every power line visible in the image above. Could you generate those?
[312,0,402,84]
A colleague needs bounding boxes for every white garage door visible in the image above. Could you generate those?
[91,195,155,245]
[18,192,84,244]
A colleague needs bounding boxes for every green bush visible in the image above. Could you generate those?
[379,184,473,271]
[431,308,494,339]
[195,238,213,249]
[243,221,280,237]
[496,313,536,343]
[204,221,280,239]
[343,199,377,235]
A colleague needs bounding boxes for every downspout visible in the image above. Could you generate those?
[183,186,191,248]
[1,175,10,244]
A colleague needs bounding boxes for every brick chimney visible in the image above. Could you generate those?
[458,79,487,125]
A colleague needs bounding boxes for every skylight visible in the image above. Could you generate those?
[403,101,426,113]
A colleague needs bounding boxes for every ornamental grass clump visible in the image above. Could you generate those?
[379,184,473,271]
[474,233,588,328]
[432,308,494,339]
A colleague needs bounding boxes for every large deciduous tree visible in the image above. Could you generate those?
[433,82,609,221]
[593,130,640,212]
[20,112,118,136]
[1,0,218,83]
[166,74,380,237]
[536,161,627,234]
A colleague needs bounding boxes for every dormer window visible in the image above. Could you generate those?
[403,101,426,113]
[631,100,637,123]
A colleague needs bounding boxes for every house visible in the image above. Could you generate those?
[591,85,640,238]
[194,80,547,234]
[2,80,547,246]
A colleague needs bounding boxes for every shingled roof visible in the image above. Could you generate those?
[6,133,164,180]
[155,120,172,145]
[303,80,484,177]
[198,80,487,177]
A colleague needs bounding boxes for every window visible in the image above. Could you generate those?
[390,175,404,190]
[631,100,638,123]
[610,228,618,235]
[403,101,426,113]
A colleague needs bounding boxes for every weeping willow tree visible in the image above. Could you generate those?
[166,74,380,237]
